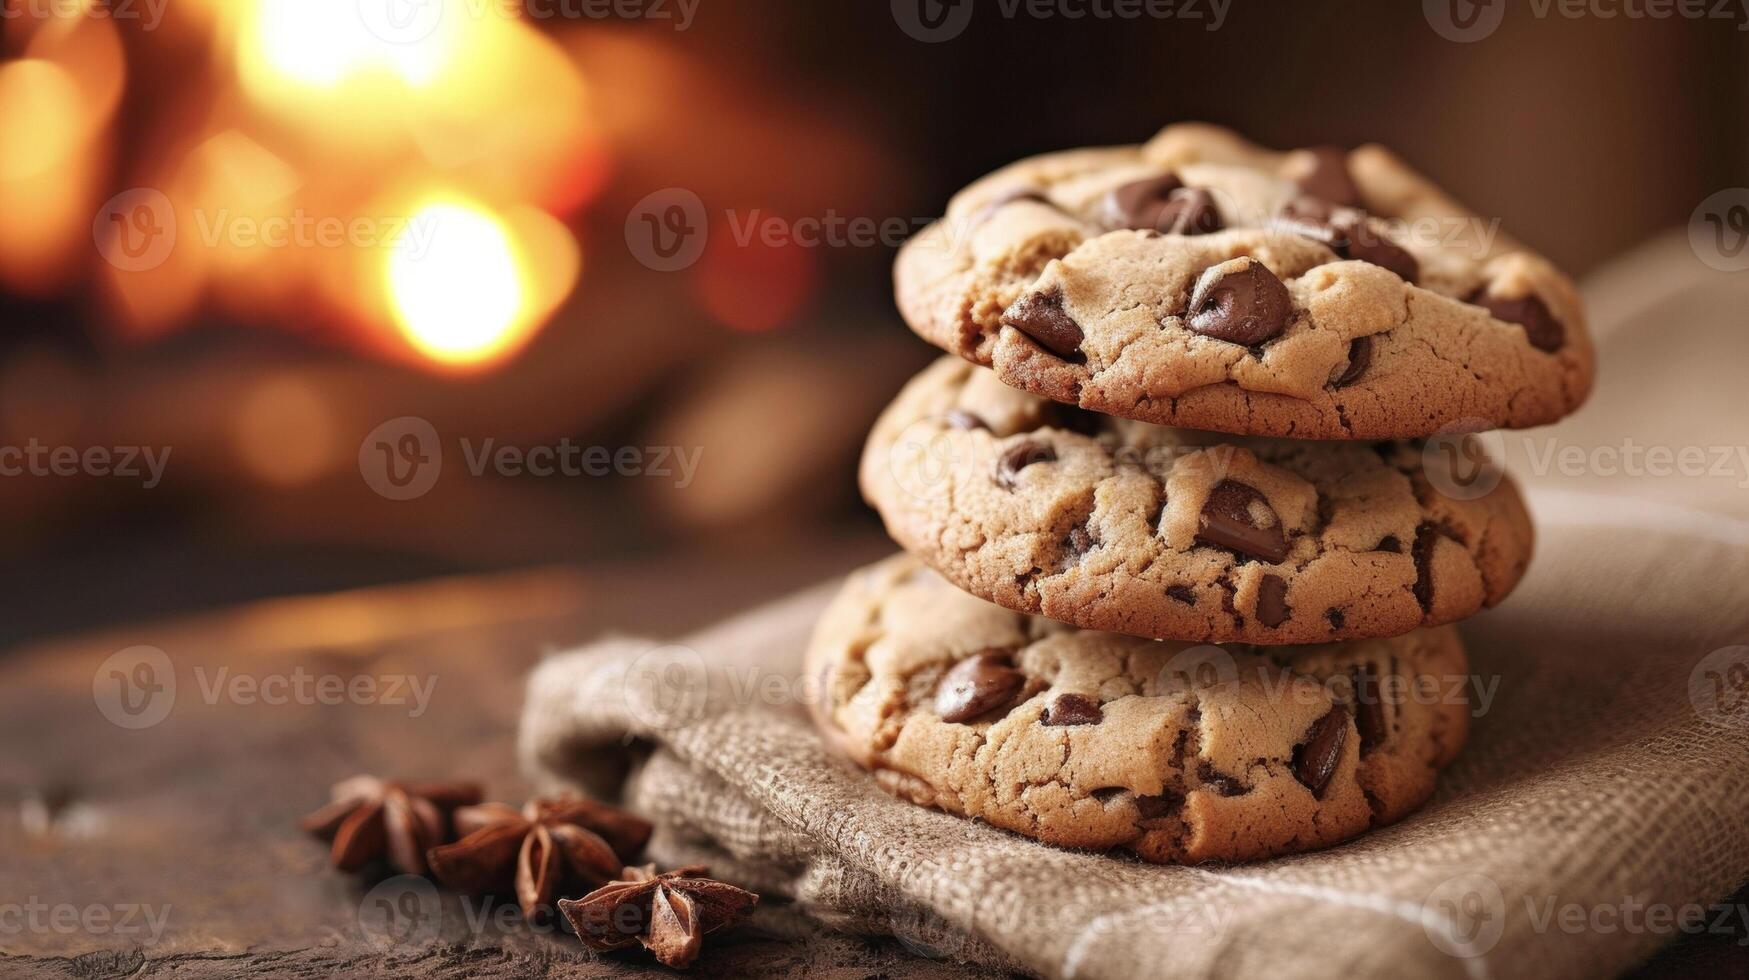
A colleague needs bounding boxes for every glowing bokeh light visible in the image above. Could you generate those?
[387,201,527,369]
[243,0,455,90]
[691,227,816,332]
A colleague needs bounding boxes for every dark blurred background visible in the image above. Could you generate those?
[1,0,1743,644]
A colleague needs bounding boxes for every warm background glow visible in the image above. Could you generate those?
[5,0,594,373]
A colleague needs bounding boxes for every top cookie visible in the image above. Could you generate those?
[895,124,1593,439]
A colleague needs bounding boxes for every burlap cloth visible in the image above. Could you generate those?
[519,235,1749,979]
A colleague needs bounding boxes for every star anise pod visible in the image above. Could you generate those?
[299,774,482,876]
[558,864,758,969]
[425,797,653,921]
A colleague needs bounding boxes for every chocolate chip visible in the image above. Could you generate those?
[1256,574,1290,628]
[1332,335,1374,388]
[1066,525,1095,554]
[1350,665,1387,751]
[1001,287,1085,362]
[1061,523,1097,565]
[1196,481,1289,564]
[1283,207,1418,283]
[1292,707,1349,799]
[1197,762,1246,797]
[1325,608,1345,630]
[1186,258,1293,347]
[933,652,1025,723]
[1411,522,1439,612]
[1294,146,1361,207]
[943,410,989,431]
[1468,288,1564,352]
[1041,693,1102,726]
[996,440,1056,489]
[1340,220,1418,283]
[1149,188,1224,236]
[1166,585,1197,606]
[1056,523,1098,573]
[1041,402,1104,436]
[1135,792,1183,821]
[1100,174,1182,230]
[968,186,1053,229]
[1375,535,1401,554]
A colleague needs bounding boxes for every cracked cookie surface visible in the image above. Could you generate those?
[894,123,1592,439]
[861,357,1533,644]
[806,554,1470,863]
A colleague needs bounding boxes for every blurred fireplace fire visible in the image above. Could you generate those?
[0,0,914,581]
[3,0,597,372]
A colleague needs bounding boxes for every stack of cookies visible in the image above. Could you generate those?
[807,125,1592,863]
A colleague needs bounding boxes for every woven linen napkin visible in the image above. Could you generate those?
[519,237,1749,979]
[518,513,1749,979]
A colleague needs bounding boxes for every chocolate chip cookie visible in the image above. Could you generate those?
[861,357,1533,644]
[894,123,1592,439]
[807,554,1470,863]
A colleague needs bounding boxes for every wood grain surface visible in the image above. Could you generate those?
[0,534,1003,978]
[1,534,1738,978]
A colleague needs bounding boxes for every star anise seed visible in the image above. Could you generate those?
[558,864,758,969]
[300,775,482,876]
[426,797,653,921]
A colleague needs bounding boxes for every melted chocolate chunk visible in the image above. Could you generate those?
[933,652,1025,723]
[1186,258,1293,347]
[1411,522,1440,612]
[1333,335,1374,388]
[996,441,1057,489]
[1101,174,1183,230]
[1350,664,1388,751]
[1467,287,1564,353]
[1294,146,1361,207]
[1196,481,1289,564]
[1292,707,1349,799]
[1001,287,1085,361]
[1256,574,1291,628]
[1041,693,1103,726]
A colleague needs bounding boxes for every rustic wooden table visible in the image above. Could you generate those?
[0,534,1006,978]
[0,534,1736,978]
